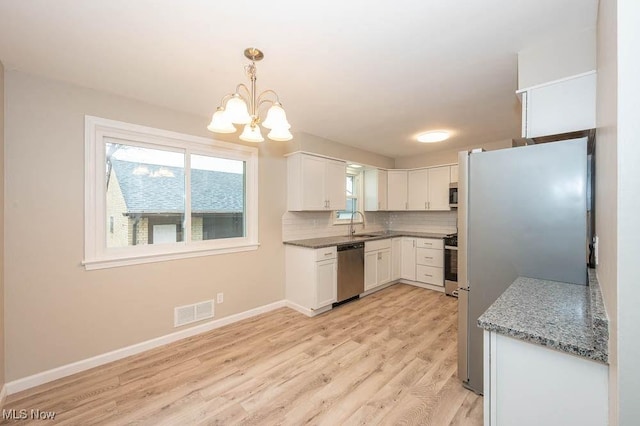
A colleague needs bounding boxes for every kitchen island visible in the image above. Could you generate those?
[478,269,608,426]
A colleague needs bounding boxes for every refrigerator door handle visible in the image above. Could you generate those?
[458,287,469,385]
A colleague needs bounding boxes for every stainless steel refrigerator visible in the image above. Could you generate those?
[457,137,589,394]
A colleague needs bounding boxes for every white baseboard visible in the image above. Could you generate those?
[284,300,331,317]
[5,299,287,395]
[399,279,445,293]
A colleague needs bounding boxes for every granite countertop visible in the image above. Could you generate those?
[478,269,608,363]
[283,231,450,249]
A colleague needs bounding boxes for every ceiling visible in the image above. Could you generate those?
[0,0,598,158]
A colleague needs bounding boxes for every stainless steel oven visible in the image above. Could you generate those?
[444,233,458,297]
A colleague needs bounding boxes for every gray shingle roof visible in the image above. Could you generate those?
[111,159,244,213]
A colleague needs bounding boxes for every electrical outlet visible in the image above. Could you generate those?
[217,292,224,304]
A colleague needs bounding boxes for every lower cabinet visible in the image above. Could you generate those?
[484,330,608,426]
[391,237,402,281]
[400,238,417,280]
[285,245,337,314]
[364,239,392,291]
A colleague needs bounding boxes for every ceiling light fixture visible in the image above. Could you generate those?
[417,131,450,143]
[208,48,292,142]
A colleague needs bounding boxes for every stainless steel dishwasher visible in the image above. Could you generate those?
[335,242,365,304]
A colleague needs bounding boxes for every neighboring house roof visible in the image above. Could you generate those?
[110,159,244,214]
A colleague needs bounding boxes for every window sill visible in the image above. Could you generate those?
[83,242,260,270]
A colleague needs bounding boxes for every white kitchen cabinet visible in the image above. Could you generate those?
[484,330,608,426]
[407,169,428,210]
[285,245,337,315]
[364,239,392,291]
[415,238,444,286]
[364,169,388,211]
[287,153,347,211]
[407,167,450,211]
[387,170,408,210]
[400,238,416,281]
[450,164,459,183]
[518,71,596,138]
[427,166,451,210]
[391,237,402,281]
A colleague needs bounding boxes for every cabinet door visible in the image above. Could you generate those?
[408,169,429,210]
[325,159,347,211]
[315,259,337,308]
[301,155,326,210]
[427,166,451,211]
[391,237,402,280]
[450,165,459,183]
[364,251,378,291]
[378,170,388,210]
[377,249,392,285]
[387,171,408,210]
[400,238,416,281]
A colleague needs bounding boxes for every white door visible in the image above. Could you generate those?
[378,170,388,210]
[387,170,408,210]
[401,238,416,281]
[152,224,177,244]
[428,166,451,210]
[301,155,326,210]
[450,165,459,183]
[391,238,402,280]
[408,169,428,210]
[315,259,337,308]
[325,159,347,211]
[364,251,378,291]
[377,249,392,285]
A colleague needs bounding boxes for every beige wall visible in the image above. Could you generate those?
[0,60,5,390]
[518,27,597,89]
[4,71,287,381]
[393,139,512,169]
[288,131,395,169]
[596,0,618,423]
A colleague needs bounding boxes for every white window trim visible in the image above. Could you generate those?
[84,116,259,270]
[334,171,363,225]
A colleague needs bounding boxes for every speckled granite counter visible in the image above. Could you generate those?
[477,269,608,363]
[283,231,449,249]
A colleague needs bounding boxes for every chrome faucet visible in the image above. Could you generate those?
[348,211,365,237]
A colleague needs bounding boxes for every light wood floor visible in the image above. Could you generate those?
[3,284,482,425]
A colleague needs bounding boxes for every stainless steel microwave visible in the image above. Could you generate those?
[449,182,458,208]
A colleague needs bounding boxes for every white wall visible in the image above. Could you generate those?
[394,139,512,169]
[0,60,5,390]
[595,0,618,421]
[4,71,287,381]
[518,27,596,89]
[616,1,640,423]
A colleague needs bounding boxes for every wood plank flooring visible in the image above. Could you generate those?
[3,284,482,425]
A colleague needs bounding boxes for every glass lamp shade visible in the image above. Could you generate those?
[239,124,265,143]
[267,126,293,141]
[207,109,236,133]
[262,103,290,129]
[224,94,251,124]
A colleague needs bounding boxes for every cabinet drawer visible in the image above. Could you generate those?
[315,246,337,261]
[416,265,444,286]
[416,247,443,267]
[416,238,444,249]
[365,238,392,252]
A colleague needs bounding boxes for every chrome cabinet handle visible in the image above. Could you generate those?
[324,252,333,256]
[424,274,433,277]
[424,256,433,259]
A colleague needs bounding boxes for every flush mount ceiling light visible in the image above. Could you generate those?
[417,131,450,143]
[208,48,292,142]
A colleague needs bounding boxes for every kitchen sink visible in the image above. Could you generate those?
[352,233,385,238]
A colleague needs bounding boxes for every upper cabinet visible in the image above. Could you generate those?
[518,71,596,138]
[387,171,409,211]
[287,153,347,211]
[450,165,459,183]
[407,166,451,211]
[364,169,388,211]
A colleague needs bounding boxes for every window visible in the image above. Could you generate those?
[335,172,362,223]
[84,116,258,270]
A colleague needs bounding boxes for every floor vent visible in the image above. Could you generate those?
[174,300,214,327]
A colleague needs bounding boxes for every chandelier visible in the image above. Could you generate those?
[207,47,292,142]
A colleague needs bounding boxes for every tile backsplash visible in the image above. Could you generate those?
[282,210,457,241]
